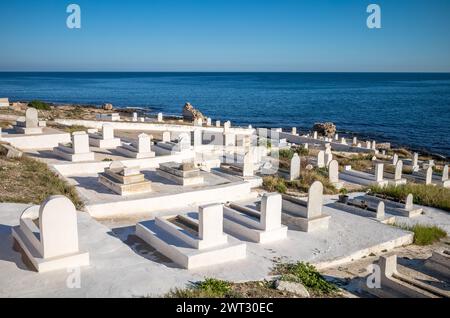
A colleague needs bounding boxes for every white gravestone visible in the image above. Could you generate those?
[375,163,384,182]
[89,124,121,148]
[405,194,414,211]
[162,131,171,142]
[157,113,163,122]
[260,193,282,231]
[392,153,399,165]
[216,120,221,127]
[291,127,297,135]
[224,121,231,132]
[442,165,449,182]
[194,118,203,126]
[198,203,225,243]
[307,181,323,219]
[313,131,318,139]
[390,159,407,186]
[206,118,212,126]
[317,150,325,168]
[328,160,339,184]
[11,195,89,272]
[394,160,403,181]
[137,133,151,153]
[290,153,300,181]
[412,153,419,171]
[425,167,433,185]
[15,108,44,134]
[26,108,39,128]
[102,124,114,140]
[72,131,90,154]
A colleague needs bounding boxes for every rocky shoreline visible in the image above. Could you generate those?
[1,99,448,160]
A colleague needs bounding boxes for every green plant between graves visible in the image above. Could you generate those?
[394,223,447,246]
[274,262,338,296]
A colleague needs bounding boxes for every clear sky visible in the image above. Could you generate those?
[1,0,449,72]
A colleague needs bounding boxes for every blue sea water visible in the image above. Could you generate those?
[0,72,449,158]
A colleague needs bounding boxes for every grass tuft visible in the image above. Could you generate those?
[263,168,337,195]
[395,223,447,245]
[165,278,239,298]
[369,184,450,212]
[0,147,84,209]
[274,262,338,296]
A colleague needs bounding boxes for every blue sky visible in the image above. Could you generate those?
[0,0,449,72]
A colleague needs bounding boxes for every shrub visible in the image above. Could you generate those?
[395,223,447,245]
[28,100,51,110]
[196,278,232,295]
[263,176,287,194]
[279,149,295,160]
[275,262,338,296]
[165,278,238,298]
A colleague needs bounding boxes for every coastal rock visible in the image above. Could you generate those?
[102,103,114,111]
[182,102,205,121]
[274,279,310,297]
[313,122,336,138]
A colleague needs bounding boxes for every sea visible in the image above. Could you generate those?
[0,72,449,158]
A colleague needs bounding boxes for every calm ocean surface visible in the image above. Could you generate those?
[0,72,449,158]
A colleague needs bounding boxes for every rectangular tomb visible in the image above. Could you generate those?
[364,255,449,298]
[363,193,422,218]
[223,193,288,243]
[53,131,95,162]
[280,181,330,232]
[98,162,151,196]
[136,203,246,269]
[424,250,450,278]
[156,162,204,186]
[333,195,395,224]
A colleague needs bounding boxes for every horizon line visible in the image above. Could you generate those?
[1,71,450,74]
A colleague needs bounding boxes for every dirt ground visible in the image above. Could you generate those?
[321,237,450,297]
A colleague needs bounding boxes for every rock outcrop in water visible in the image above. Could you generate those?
[313,122,336,138]
[182,102,205,121]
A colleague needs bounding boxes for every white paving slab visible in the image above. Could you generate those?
[0,192,429,297]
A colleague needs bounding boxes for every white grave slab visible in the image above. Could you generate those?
[223,193,288,243]
[53,131,95,162]
[15,108,44,135]
[116,133,155,159]
[11,196,89,273]
[281,181,330,232]
[89,124,121,149]
[136,203,246,269]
